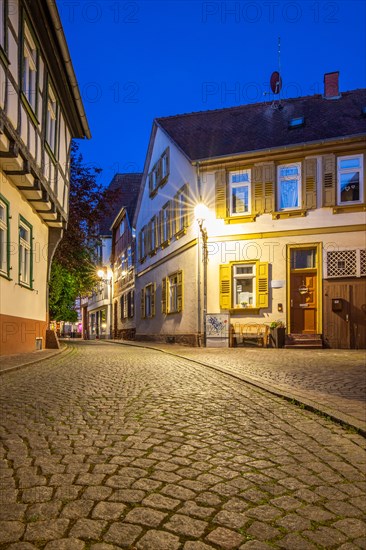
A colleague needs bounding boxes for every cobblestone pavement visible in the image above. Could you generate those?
[0,341,365,549]
[133,345,365,433]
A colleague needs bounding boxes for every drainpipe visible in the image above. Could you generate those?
[196,162,202,347]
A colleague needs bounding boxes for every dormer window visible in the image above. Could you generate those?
[289,116,304,128]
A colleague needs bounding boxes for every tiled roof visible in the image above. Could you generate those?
[156,89,366,161]
[99,173,143,235]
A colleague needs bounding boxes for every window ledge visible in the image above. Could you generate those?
[333,204,366,214]
[225,214,257,224]
[18,282,33,290]
[272,209,307,220]
[175,228,187,239]
[229,307,260,315]
[0,272,12,281]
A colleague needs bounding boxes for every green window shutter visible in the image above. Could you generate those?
[257,262,269,309]
[162,277,167,314]
[177,270,183,312]
[151,283,156,316]
[141,287,145,319]
[263,163,275,213]
[253,165,264,213]
[215,170,227,218]
[303,158,317,209]
[219,264,231,309]
[322,154,336,206]
[146,220,151,254]
[148,172,153,195]
[167,200,172,239]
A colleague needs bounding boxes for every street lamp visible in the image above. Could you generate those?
[194,203,209,347]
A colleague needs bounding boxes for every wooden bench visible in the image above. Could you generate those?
[231,323,269,347]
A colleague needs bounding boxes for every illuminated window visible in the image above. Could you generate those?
[277,163,301,210]
[46,84,57,151]
[337,155,363,205]
[229,170,251,215]
[233,264,256,308]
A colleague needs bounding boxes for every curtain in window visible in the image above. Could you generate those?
[280,180,299,209]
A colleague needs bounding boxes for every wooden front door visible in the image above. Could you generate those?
[290,271,318,333]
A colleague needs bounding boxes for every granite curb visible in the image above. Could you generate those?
[102,339,366,438]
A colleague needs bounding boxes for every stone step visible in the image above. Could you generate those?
[285,333,323,349]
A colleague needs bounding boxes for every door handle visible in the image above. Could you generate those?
[290,299,293,307]
[346,314,349,322]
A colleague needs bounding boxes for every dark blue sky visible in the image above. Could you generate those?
[57,0,366,185]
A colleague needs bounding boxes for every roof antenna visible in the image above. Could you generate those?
[267,37,283,110]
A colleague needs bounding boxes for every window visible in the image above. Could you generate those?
[119,219,125,236]
[127,290,134,318]
[141,283,155,318]
[127,246,133,268]
[161,202,170,244]
[121,294,127,319]
[22,21,38,112]
[149,216,157,253]
[220,261,269,311]
[233,264,256,307]
[291,249,316,269]
[148,148,170,196]
[175,184,189,234]
[229,170,251,215]
[0,195,10,277]
[337,155,363,205]
[162,271,183,314]
[139,226,146,261]
[19,217,32,287]
[277,163,301,210]
[46,84,58,152]
[161,149,170,182]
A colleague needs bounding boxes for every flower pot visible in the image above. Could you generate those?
[270,327,286,348]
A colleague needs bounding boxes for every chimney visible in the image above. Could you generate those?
[324,71,340,99]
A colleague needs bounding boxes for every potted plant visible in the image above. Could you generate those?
[269,320,286,348]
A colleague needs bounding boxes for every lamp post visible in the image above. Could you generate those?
[194,203,208,347]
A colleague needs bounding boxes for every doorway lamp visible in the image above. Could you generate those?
[194,203,209,347]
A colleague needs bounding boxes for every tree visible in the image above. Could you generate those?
[49,141,113,321]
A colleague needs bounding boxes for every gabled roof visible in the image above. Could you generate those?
[99,173,143,235]
[156,89,366,161]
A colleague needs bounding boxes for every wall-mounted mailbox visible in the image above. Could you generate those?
[332,298,343,312]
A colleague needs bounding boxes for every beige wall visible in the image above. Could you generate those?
[0,173,49,353]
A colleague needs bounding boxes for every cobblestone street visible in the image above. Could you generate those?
[0,341,365,549]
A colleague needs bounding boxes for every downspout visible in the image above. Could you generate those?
[196,162,202,347]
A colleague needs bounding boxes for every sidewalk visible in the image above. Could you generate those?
[1,339,365,436]
[0,345,67,374]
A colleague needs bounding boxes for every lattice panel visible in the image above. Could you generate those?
[360,249,366,276]
[327,250,357,278]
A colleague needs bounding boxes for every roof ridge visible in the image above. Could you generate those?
[156,88,366,122]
